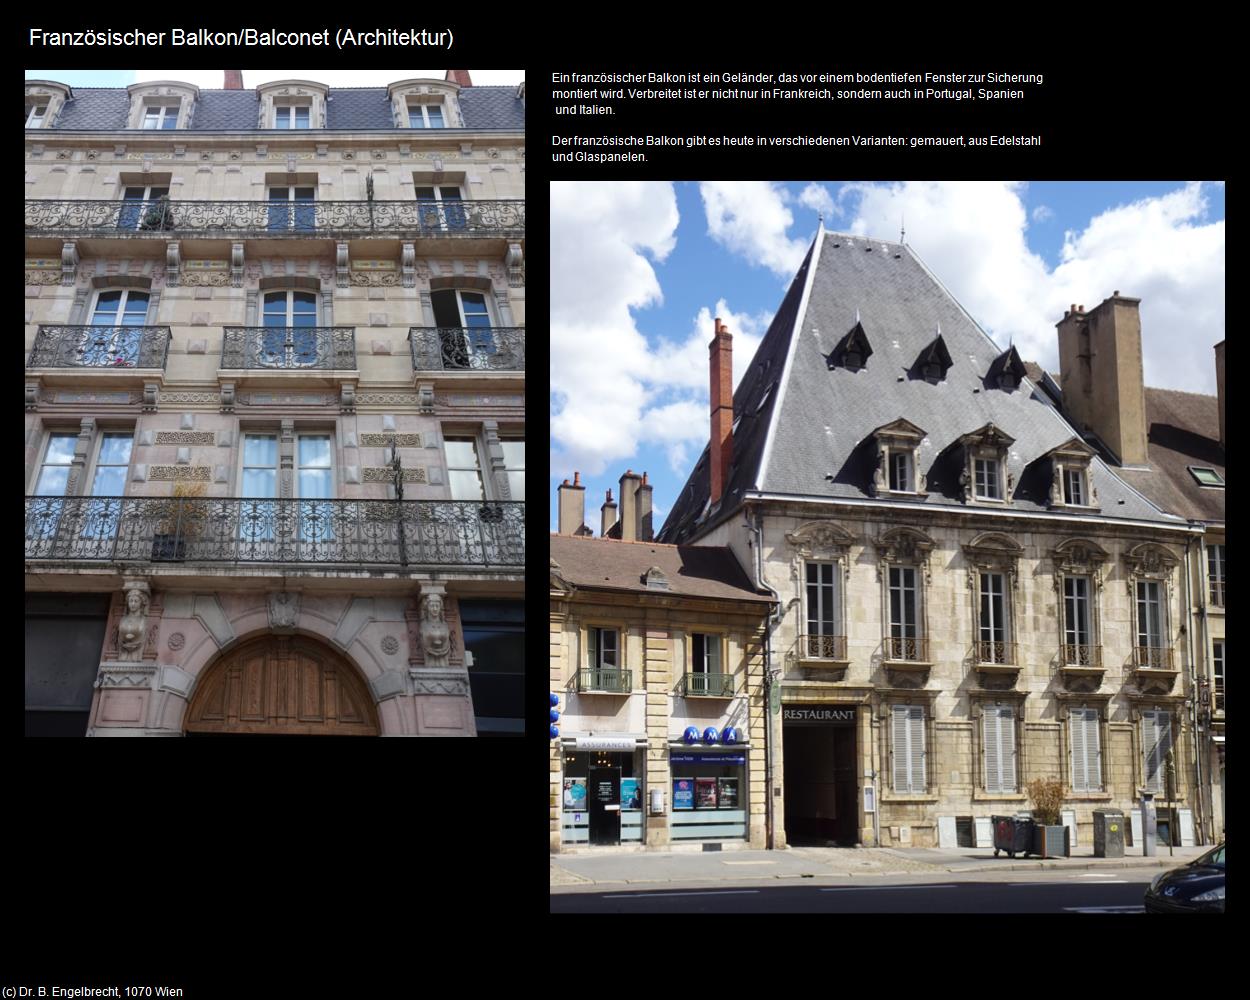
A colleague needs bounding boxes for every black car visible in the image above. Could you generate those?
[1144,843,1225,913]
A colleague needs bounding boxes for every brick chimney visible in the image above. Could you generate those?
[618,470,641,541]
[636,471,653,541]
[1215,340,1225,450]
[445,70,472,87]
[224,70,244,90]
[556,472,585,535]
[600,489,618,537]
[1056,292,1148,466]
[709,317,734,505]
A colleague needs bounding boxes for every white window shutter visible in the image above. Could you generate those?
[909,707,926,793]
[1143,711,1166,793]
[1000,708,1016,793]
[892,706,909,792]
[984,711,1000,792]
[1071,711,1086,791]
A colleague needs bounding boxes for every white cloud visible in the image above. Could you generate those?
[1032,204,1054,223]
[799,183,838,220]
[651,299,771,393]
[838,181,1224,393]
[700,181,811,277]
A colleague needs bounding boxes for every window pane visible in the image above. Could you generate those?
[500,440,524,468]
[448,470,485,501]
[243,435,277,466]
[299,436,332,467]
[439,187,462,201]
[161,114,176,129]
[427,106,444,127]
[44,434,77,464]
[506,470,524,500]
[409,110,424,128]
[299,469,331,499]
[98,434,133,465]
[91,466,126,496]
[414,186,435,199]
[444,439,480,467]
[242,468,276,498]
[295,107,309,128]
[707,636,721,672]
[276,108,290,127]
[35,466,70,496]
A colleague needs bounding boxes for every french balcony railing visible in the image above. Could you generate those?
[27,325,171,370]
[1061,643,1102,668]
[1209,579,1225,608]
[409,327,525,372]
[25,496,524,567]
[884,635,929,662]
[578,668,632,694]
[976,639,1018,665]
[221,327,356,370]
[799,634,847,660]
[1133,645,1175,669]
[25,199,525,238]
[682,672,735,697]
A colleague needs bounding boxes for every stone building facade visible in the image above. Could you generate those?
[549,476,772,850]
[660,224,1214,849]
[24,71,525,736]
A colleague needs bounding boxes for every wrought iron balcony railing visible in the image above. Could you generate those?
[976,639,1019,665]
[221,327,356,370]
[885,635,929,662]
[25,496,524,567]
[27,325,171,370]
[409,327,525,372]
[683,671,735,697]
[799,634,847,660]
[1061,643,1102,668]
[578,668,632,694]
[1133,645,1175,669]
[25,199,525,238]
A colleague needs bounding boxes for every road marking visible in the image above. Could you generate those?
[1062,905,1145,913]
[819,884,958,892]
[721,860,776,865]
[603,890,760,899]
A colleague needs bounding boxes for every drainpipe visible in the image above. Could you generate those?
[1183,528,1205,844]
[1195,529,1214,843]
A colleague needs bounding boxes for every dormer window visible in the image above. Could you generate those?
[142,103,180,130]
[974,458,1000,499]
[1064,468,1086,506]
[890,452,911,491]
[256,80,327,132]
[408,100,446,128]
[126,82,198,130]
[988,344,1027,391]
[871,418,927,497]
[25,102,48,128]
[959,423,1014,506]
[1047,437,1099,511]
[832,318,873,371]
[913,333,952,383]
[25,81,72,129]
[274,104,311,129]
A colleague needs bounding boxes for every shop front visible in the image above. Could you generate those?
[668,727,749,843]
[781,704,860,846]
[560,735,646,846]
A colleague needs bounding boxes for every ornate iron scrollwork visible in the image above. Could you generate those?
[408,327,525,371]
[27,325,171,370]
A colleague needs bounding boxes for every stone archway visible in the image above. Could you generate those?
[184,634,380,736]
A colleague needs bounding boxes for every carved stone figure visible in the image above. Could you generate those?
[268,591,300,630]
[420,593,451,667]
[118,583,150,661]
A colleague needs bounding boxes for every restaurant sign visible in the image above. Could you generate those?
[782,705,857,725]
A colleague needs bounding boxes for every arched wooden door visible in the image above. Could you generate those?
[185,635,380,735]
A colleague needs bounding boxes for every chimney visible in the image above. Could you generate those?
[1215,340,1225,450]
[618,470,641,541]
[556,472,585,535]
[1056,291,1148,465]
[224,70,244,90]
[600,489,618,537]
[636,471,653,542]
[708,317,734,506]
[445,70,472,87]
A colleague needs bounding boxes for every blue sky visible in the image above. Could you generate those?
[550,181,1226,534]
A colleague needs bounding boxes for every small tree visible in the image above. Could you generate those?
[1027,777,1064,826]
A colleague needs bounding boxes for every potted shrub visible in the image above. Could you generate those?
[1027,777,1070,858]
[139,194,175,231]
[152,481,206,560]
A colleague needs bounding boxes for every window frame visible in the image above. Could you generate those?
[1141,710,1173,794]
[981,705,1018,794]
[266,185,317,233]
[258,289,321,367]
[429,288,500,368]
[1063,575,1092,657]
[1069,707,1104,792]
[1064,467,1086,506]
[974,457,1001,500]
[978,571,1011,662]
[890,704,927,795]
[1212,639,1224,713]
[499,436,524,501]
[1208,543,1225,608]
[804,560,842,656]
[889,450,912,492]
[141,102,180,130]
[407,101,447,129]
[31,430,81,496]
[26,102,48,128]
[443,433,488,501]
[586,625,621,672]
[273,103,312,129]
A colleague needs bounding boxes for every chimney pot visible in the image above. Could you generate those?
[445,70,473,87]
[573,471,580,486]
[1113,290,1120,296]
[1070,303,1077,313]
[556,474,586,535]
[224,70,244,90]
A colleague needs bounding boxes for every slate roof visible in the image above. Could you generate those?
[549,535,772,603]
[659,227,1184,543]
[44,86,524,132]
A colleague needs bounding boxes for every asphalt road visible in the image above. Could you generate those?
[550,868,1157,913]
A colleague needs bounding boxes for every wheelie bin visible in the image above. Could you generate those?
[991,813,1034,858]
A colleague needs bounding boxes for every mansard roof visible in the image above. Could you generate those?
[658,226,1182,543]
[911,333,953,382]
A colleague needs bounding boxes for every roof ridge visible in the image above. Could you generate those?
[1146,385,1217,400]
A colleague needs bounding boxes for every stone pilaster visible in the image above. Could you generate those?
[645,627,672,847]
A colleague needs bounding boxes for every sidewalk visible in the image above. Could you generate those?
[550,843,1209,889]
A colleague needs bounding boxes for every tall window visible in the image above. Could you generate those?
[274,105,310,129]
[1208,544,1225,607]
[888,566,919,659]
[267,186,315,232]
[260,291,318,367]
[1070,708,1103,791]
[889,451,911,491]
[1213,640,1224,712]
[979,572,1009,663]
[415,185,465,230]
[805,562,840,658]
[445,437,485,500]
[26,103,47,128]
[33,433,77,496]
[691,633,721,675]
[587,627,618,671]
[141,103,179,129]
[85,290,150,367]
[891,705,926,793]
[297,434,334,543]
[974,458,1001,500]
[983,706,1016,793]
[461,599,524,736]
[118,184,170,230]
[1136,580,1165,665]
[430,289,496,367]
[242,435,278,498]
[1064,468,1085,506]
[83,433,133,538]
[1063,576,1092,664]
[408,103,445,128]
[1142,710,1173,794]
[500,438,524,500]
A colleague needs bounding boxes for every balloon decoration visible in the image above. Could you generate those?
[703,727,720,745]
[683,726,701,745]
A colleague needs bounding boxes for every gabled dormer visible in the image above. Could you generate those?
[987,344,1028,391]
[958,422,1015,505]
[912,332,952,383]
[830,318,873,371]
[387,79,464,130]
[126,81,199,130]
[25,80,72,129]
[256,80,328,129]
[1046,437,1100,511]
[870,418,928,497]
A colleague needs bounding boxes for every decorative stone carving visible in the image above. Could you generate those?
[419,591,451,668]
[874,526,936,583]
[410,674,470,698]
[165,241,180,286]
[505,242,524,287]
[26,382,40,411]
[268,591,300,631]
[361,433,422,447]
[167,632,186,651]
[381,635,400,655]
[336,242,349,288]
[147,466,211,481]
[118,582,151,662]
[230,242,244,287]
[61,240,78,286]
[142,382,159,412]
[362,467,427,483]
[155,431,215,445]
[340,384,356,414]
[220,382,236,413]
[401,242,416,288]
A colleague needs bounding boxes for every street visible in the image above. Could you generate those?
[550,868,1157,913]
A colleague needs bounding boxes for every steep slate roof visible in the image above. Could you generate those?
[549,535,772,603]
[46,86,524,131]
[1114,388,1225,524]
[659,227,1183,543]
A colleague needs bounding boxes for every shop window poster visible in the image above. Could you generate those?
[563,777,587,810]
[695,778,718,809]
[673,777,695,810]
[717,777,739,809]
[621,778,641,809]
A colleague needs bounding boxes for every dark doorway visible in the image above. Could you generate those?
[783,714,858,846]
[588,767,621,845]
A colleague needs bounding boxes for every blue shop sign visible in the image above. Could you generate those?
[670,754,746,764]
